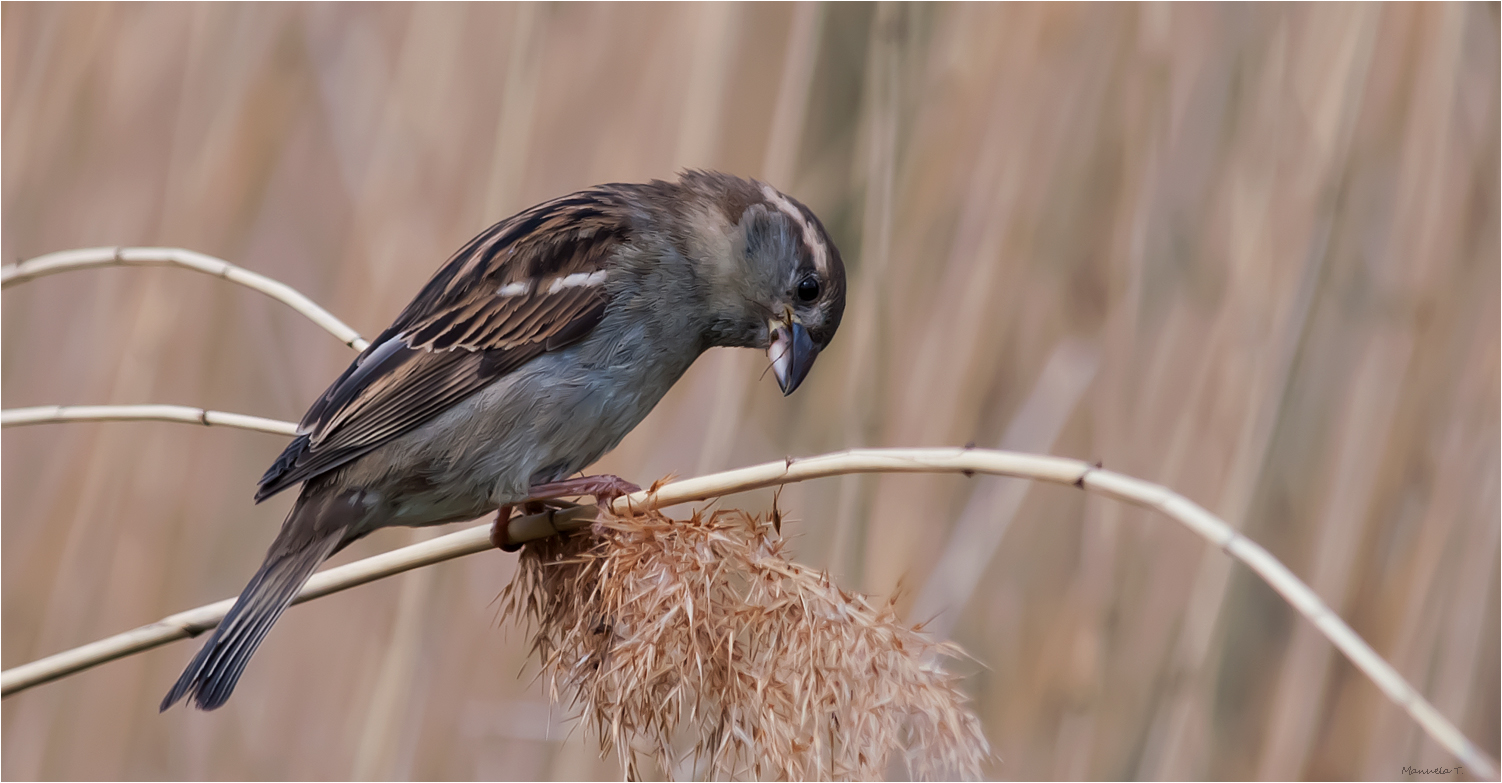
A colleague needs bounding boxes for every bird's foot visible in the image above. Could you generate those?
[528,474,641,512]
[490,504,517,551]
[496,477,639,550]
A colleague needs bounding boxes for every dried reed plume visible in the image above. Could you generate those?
[500,503,990,781]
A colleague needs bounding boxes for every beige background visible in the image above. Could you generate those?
[3,2,1497,780]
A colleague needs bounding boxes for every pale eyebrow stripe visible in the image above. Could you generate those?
[760,183,828,276]
[545,270,608,294]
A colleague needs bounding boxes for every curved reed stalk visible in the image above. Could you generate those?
[2,404,298,436]
[0,247,369,351]
[0,447,1494,779]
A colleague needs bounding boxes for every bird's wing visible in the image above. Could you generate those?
[256,191,632,501]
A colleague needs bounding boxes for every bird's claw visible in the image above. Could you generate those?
[528,474,640,512]
[490,504,519,552]
[497,476,642,551]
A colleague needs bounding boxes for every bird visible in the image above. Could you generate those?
[160,170,846,711]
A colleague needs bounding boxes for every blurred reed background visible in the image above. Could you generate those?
[2,2,1497,780]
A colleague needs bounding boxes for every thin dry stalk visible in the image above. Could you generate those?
[0,247,369,350]
[1,404,298,436]
[500,506,990,781]
[0,447,1495,780]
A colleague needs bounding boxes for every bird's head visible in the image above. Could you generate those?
[673,171,847,396]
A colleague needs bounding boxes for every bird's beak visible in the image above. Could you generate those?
[768,320,817,396]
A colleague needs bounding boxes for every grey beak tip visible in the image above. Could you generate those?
[769,321,818,396]
[785,323,817,395]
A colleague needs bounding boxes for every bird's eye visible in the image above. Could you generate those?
[796,276,820,302]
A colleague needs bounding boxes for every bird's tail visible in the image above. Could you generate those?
[160,496,350,711]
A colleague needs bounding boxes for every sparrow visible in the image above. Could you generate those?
[160,170,846,711]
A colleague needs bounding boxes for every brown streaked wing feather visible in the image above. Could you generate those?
[256,189,635,501]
